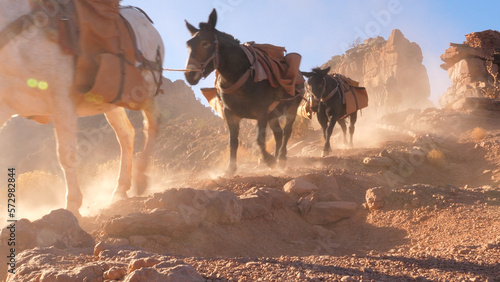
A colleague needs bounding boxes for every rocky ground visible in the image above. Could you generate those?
[1,107,500,282]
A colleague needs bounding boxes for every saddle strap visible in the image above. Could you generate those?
[216,68,251,94]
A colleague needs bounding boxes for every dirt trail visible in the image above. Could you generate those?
[1,108,500,281]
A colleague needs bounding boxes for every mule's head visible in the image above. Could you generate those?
[184,9,218,85]
[301,66,331,100]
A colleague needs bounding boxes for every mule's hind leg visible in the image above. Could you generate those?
[105,107,134,202]
[257,117,276,168]
[135,100,160,195]
[52,102,82,217]
[337,118,348,146]
[348,112,358,148]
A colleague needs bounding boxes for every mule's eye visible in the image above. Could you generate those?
[201,41,210,48]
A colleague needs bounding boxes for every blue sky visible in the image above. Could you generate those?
[121,0,500,107]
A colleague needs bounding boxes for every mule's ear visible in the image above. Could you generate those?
[207,9,217,30]
[301,71,314,78]
[185,20,199,35]
[321,66,331,75]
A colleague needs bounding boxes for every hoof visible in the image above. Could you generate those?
[111,189,128,203]
[321,150,331,158]
[224,168,236,178]
[134,176,148,195]
[65,201,82,221]
[264,156,277,168]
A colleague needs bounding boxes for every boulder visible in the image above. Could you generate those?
[205,190,242,224]
[365,187,391,210]
[103,209,203,238]
[295,174,341,201]
[0,209,94,252]
[297,192,318,216]
[304,201,358,225]
[124,264,203,282]
[239,187,286,219]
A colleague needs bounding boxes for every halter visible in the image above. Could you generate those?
[186,34,219,77]
[308,76,338,103]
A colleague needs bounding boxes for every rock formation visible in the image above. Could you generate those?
[322,29,431,110]
[440,29,500,109]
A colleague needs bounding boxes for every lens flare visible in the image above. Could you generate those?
[38,81,49,90]
[27,78,38,88]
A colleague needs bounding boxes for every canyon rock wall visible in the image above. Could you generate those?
[322,29,431,110]
[440,29,500,109]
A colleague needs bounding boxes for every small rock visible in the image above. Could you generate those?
[104,267,127,280]
[283,178,319,195]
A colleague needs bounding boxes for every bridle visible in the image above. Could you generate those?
[186,34,219,77]
[307,75,338,103]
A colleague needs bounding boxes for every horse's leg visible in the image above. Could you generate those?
[257,117,276,168]
[349,111,358,148]
[135,99,160,195]
[268,116,283,158]
[52,100,82,218]
[105,107,134,201]
[323,116,338,157]
[224,109,241,176]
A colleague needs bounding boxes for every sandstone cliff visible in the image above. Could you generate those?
[440,29,500,109]
[322,29,431,110]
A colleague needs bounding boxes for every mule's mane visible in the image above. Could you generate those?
[312,67,324,74]
[215,29,240,44]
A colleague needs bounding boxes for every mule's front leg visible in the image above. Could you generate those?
[317,109,330,157]
[224,109,241,176]
[322,117,338,157]
[53,107,82,218]
[105,108,134,201]
[278,109,297,166]
[257,118,276,168]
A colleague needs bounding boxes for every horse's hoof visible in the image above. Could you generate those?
[111,189,128,203]
[134,176,148,196]
[321,150,330,157]
[65,201,82,221]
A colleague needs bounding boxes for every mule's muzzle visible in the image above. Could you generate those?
[184,58,203,85]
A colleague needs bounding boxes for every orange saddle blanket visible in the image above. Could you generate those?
[241,42,304,96]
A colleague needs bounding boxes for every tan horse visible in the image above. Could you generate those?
[0,2,164,217]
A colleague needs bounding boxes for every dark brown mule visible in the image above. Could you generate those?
[184,9,304,175]
[302,67,358,157]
